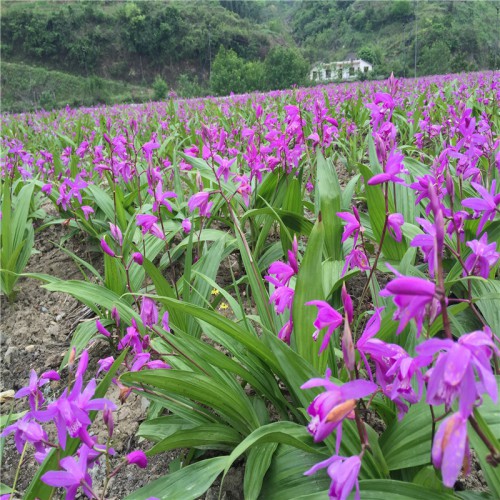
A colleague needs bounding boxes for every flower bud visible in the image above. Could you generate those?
[96,319,111,338]
[126,450,148,468]
[100,238,115,257]
[132,252,144,265]
[103,405,114,437]
[111,307,120,327]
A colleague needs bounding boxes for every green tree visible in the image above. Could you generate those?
[210,46,247,95]
[263,46,309,90]
[152,75,168,100]
[418,40,452,76]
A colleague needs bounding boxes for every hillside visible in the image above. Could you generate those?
[0,62,151,113]
[1,0,499,111]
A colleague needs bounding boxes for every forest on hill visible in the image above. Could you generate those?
[1,0,499,111]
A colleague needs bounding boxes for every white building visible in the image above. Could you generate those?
[310,59,373,82]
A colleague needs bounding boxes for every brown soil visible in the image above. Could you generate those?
[0,223,177,498]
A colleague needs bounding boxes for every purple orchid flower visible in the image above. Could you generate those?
[188,191,213,218]
[464,233,499,279]
[278,319,293,345]
[380,272,440,336]
[301,369,377,444]
[269,284,294,315]
[15,369,60,411]
[432,412,470,488]
[461,180,500,234]
[336,207,362,244]
[140,297,158,328]
[368,149,407,186]
[342,247,370,275]
[118,319,143,353]
[34,351,116,450]
[41,444,95,499]
[387,213,404,242]
[1,417,49,460]
[126,450,148,468]
[100,238,115,258]
[136,214,165,239]
[306,301,343,354]
[416,330,498,416]
[305,454,361,500]
[149,180,177,212]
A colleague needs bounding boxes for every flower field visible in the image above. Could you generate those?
[1,72,499,499]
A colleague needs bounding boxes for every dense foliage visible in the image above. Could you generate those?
[1,72,499,500]
[1,0,499,111]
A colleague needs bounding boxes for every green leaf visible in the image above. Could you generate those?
[241,207,313,237]
[259,444,331,500]
[292,216,327,372]
[123,456,226,500]
[151,296,279,371]
[471,279,500,333]
[43,280,139,326]
[244,442,278,500]
[356,479,458,499]
[222,421,327,478]
[120,369,260,432]
[316,150,343,260]
[380,401,433,470]
[148,424,241,455]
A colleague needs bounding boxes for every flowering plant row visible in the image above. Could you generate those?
[0,71,499,499]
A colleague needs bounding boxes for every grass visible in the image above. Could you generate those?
[0,61,152,113]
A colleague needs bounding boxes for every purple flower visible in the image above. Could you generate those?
[126,450,148,468]
[411,217,439,277]
[387,213,404,242]
[15,369,60,411]
[142,137,160,163]
[214,155,236,183]
[269,285,294,315]
[464,233,499,279]
[109,223,123,246]
[380,273,440,336]
[96,356,114,375]
[100,238,115,258]
[342,247,370,275]
[118,319,143,353]
[301,371,377,443]
[416,330,498,416]
[35,375,116,450]
[162,311,171,332]
[140,297,158,327]
[181,218,192,233]
[305,454,361,500]
[341,284,353,324]
[150,181,177,212]
[81,206,94,220]
[132,252,144,265]
[336,208,362,244]
[432,413,470,488]
[136,214,164,239]
[368,150,407,186]
[96,319,111,338]
[188,191,213,218]
[306,301,343,354]
[461,180,500,234]
[41,444,94,500]
[1,417,49,459]
[278,319,293,345]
